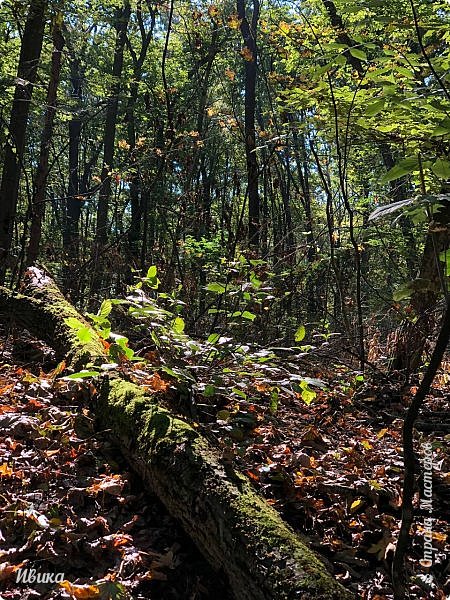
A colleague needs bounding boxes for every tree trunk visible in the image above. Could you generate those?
[0,0,48,281]
[27,16,64,266]
[126,3,156,268]
[0,269,354,600]
[99,378,353,600]
[237,0,260,249]
[389,202,450,372]
[63,57,83,260]
[95,1,131,247]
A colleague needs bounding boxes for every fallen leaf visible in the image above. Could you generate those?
[350,499,364,513]
[0,562,23,581]
[59,581,101,599]
[143,372,170,392]
[87,474,124,496]
[0,463,14,477]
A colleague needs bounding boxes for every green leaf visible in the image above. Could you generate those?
[295,324,306,342]
[160,366,180,379]
[301,386,316,405]
[64,370,100,379]
[334,53,347,66]
[393,278,432,302]
[430,118,450,137]
[395,66,414,79]
[172,316,185,334]
[98,299,112,320]
[270,389,279,414]
[393,282,413,302]
[380,156,419,184]
[206,282,226,293]
[147,265,157,278]
[207,333,220,344]
[77,327,93,343]
[204,384,216,397]
[364,99,385,116]
[349,47,367,61]
[241,311,256,321]
[64,317,85,330]
[431,159,450,180]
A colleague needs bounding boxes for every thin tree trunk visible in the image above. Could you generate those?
[27,16,64,266]
[237,0,260,249]
[0,0,47,280]
[126,1,155,266]
[63,57,83,260]
[95,1,131,246]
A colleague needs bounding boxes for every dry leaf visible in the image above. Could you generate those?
[225,67,235,81]
[59,581,101,599]
[87,474,124,496]
[143,372,170,392]
[0,463,14,477]
[240,46,254,61]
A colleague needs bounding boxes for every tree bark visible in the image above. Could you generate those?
[0,267,105,370]
[0,0,48,281]
[95,1,131,247]
[237,0,260,249]
[63,55,83,261]
[27,16,64,266]
[99,378,354,600]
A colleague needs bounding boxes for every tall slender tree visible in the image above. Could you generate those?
[237,0,260,249]
[27,14,64,267]
[0,0,48,281]
[95,0,131,247]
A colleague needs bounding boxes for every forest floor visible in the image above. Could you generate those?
[0,326,231,600]
[0,324,448,600]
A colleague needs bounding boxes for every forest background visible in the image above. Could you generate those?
[0,0,449,598]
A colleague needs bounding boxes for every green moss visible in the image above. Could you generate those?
[100,379,353,600]
[106,379,199,450]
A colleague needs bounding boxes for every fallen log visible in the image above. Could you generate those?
[98,378,353,600]
[0,268,354,599]
[0,267,105,370]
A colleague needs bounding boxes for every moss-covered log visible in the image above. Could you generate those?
[0,268,354,599]
[0,267,105,370]
[97,378,353,600]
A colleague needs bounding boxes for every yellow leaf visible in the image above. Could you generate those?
[279,20,291,34]
[228,13,241,29]
[0,463,14,477]
[208,5,219,18]
[240,46,254,61]
[377,428,388,439]
[361,439,373,450]
[350,499,364,513]
[59,581,101,599]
